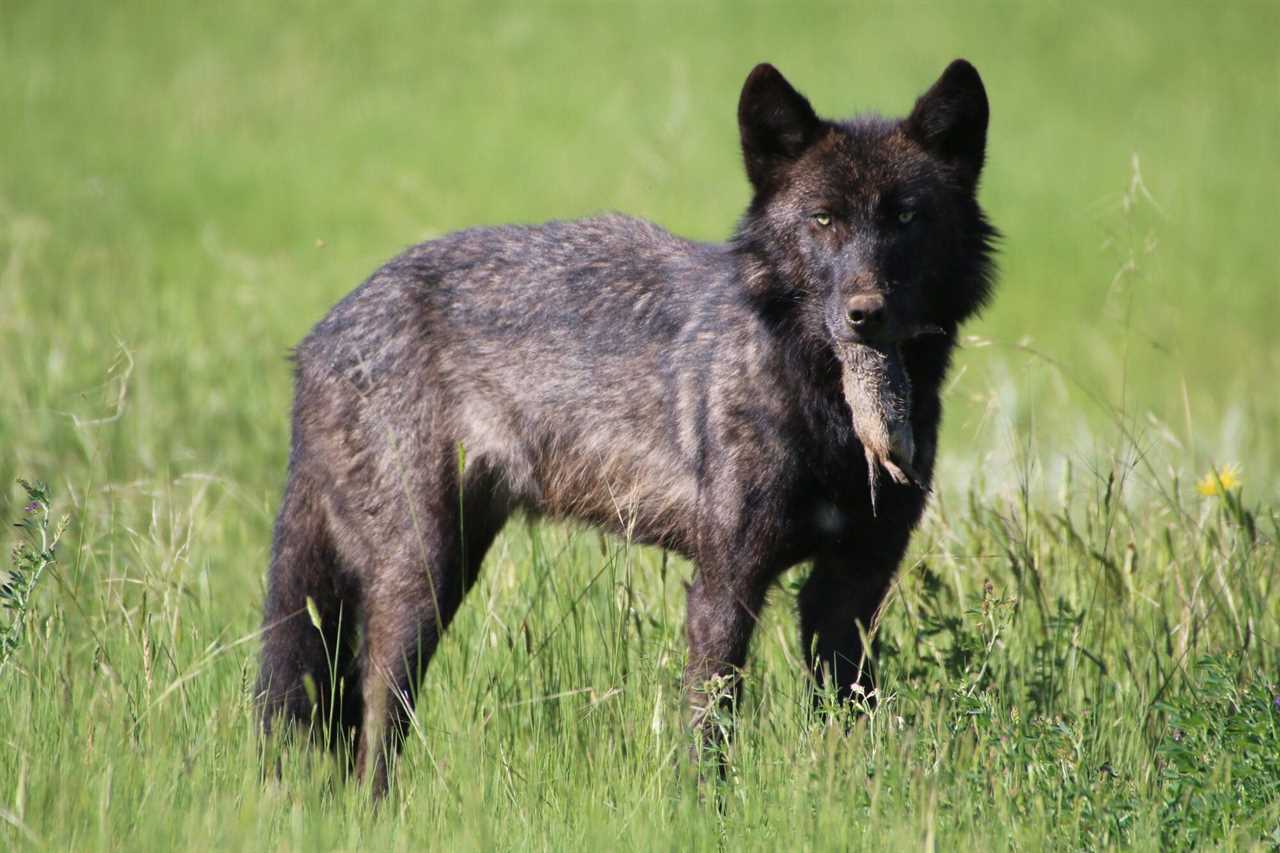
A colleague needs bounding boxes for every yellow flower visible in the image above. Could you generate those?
[1196,464,1242,497]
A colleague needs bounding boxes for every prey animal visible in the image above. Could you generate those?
[257,59,997,795]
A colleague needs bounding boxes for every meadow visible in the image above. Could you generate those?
[2,1,1278,848]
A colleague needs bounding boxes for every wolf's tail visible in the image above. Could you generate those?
[256,472,362,750]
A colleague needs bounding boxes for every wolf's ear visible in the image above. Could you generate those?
[906,59,989,184]
[738,64,823,193]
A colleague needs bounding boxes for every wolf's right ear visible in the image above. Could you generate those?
[738,64,823,193]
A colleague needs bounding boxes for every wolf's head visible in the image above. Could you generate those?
[732,60,997,501]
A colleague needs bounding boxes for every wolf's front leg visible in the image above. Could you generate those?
[682,568,769,766]
[798,543,907,708]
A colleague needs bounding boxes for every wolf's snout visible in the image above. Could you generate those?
[846,293,886,334]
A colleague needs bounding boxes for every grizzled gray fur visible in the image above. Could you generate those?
[257,59,997,795]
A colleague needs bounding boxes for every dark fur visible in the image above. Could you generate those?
[257,60,997,794]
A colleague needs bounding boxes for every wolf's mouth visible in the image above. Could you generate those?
[835,340,923,514]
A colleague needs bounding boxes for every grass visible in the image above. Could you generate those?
[2,0,1279,848]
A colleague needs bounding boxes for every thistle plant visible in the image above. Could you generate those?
[1,479,69,677]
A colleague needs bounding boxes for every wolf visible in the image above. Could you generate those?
[257,59,996,795]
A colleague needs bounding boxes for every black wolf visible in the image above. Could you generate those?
[257,59,996,794]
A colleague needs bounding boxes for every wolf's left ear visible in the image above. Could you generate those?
[738,63,823,193]
[906,59,989,184]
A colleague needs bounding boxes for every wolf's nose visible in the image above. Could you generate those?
[846,294,886,332]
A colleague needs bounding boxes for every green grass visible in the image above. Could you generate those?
[2,1,1278,849]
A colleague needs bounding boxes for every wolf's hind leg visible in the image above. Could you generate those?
[355,478,507,797]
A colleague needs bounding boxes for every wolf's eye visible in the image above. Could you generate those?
[812,212,832,228]
[897,210,916,225]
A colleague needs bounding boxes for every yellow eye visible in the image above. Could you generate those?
[813,213,832,227]
[897,210,916,225]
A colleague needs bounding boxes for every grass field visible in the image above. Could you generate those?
[2,1,1279,849]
